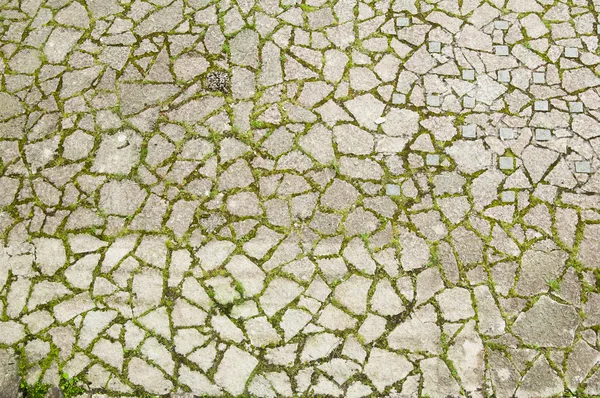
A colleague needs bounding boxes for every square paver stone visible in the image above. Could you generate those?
[565,47,579,58]
[500,127,515,140]
[501,191,516,202]
[462,69,475,80]
[575,161,591,174]
[533,71,545,84]
[499,156,514,170]
[396,17,410,27]
[497,70,510,82]
[534,100,549,111]
[535,129,552,141]
[495,20,509,30]
[429,42,441,53]
[427,94,440,106]
[462,124,477,138]
[392,93,406,104]
[569,102,584,113]
[495,45,509,56]
[426,154,440,166]
[386,184,401,196]
[463,96,475,108]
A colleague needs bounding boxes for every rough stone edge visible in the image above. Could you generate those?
[0,348,20,398]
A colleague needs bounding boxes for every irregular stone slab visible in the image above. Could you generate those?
[364,348,412,392]
[300,124,335,164]
[87,0,122,18]
[421,357,461,398]
[215,345,258,395]
[388,305,441,354]
[334,274,371,315]
[515,357,563,398]
[516,246,567,296]
[0,93,23,121]
[562,68,600,93]
[437,287,474,321]
[33,237,66,276]
[301,333,342,362]
[488,350,520,398]
[168,96,225,123]
[225,255,265,297]
[474,286,505,336]
[321,179,359,210]
[230,29,259,68]
[512,296,579,348]
[446,140,491,174]
[260,278,303,317]
[44,27,82,63]
[92,132,142,175]
[566,339,600,390]
[344,94,385,130]
[342,238,376,275]
[119,83,178,115]
[578,224,600,269]
[0,349,18,398]
[128,357,173,395]
[447,321,485,394]
[53,293,95,324]
[197,240,236,271]
[0,323,25,345]
[135,1,183,36]
[457,24,492,51]
[521,145,559,184]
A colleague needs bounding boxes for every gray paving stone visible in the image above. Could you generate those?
[512,296,579,348]
[576,161,592,173]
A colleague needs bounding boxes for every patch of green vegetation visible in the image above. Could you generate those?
[250,120,267,129]
[359,232,370,244]
[299,3,318,11]
[59,372,86,397]
[425,252,440,268]
[547,279,561,291]
[19,380,49,398]
[20,373,85,398]
[234,280,245,296]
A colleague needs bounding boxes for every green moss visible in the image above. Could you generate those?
[547,279,561,291]
[19,380,49,398]
[299,4,318,12]
[59,372,86,397]
[250,120,267,129]
[234,280,245,296]
[425,251,440,268]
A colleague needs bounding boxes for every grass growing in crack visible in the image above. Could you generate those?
[19,373,85,398]
[58,372,86,396]
[19,381,48,398]
[234,280,245,296]
[250,120,267,129]
[547,279,561,291]
[425,253,440,268]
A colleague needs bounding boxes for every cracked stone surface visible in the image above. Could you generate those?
[1,0,600,397]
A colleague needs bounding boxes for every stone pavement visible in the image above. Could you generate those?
[0,0,600,396]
